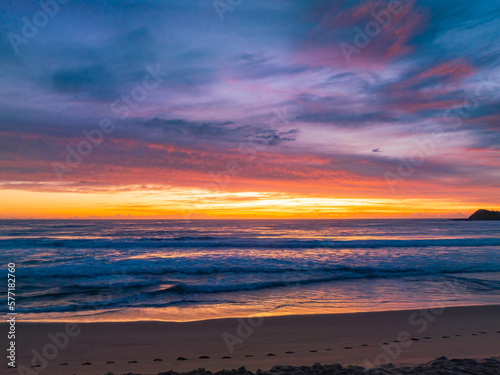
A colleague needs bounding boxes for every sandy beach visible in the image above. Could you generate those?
[5,305,500,374]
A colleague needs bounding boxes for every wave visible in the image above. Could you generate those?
[18,273,500,314]
[445,275,500,292]
[17,265,500,300]
[1,237,499,249]
[18,279,161,301]
[149,270,500,295]
[13,258,500,281]
[18,298,207,314]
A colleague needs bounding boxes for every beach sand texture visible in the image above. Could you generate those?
[5,305,500,374]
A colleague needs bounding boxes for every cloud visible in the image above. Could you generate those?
[295,0,428,69]
[0,0,499,210]
[296,110,398,126]
[50,64,116,99]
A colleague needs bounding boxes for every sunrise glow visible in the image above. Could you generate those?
[1,1,499,218]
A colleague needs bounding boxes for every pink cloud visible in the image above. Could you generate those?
[295,0,427,70]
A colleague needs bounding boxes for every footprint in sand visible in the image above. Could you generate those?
[177,357,187,361]
[199,356,210,359]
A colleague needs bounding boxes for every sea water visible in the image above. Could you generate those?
[0,219,499,322]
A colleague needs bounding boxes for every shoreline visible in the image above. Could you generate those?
[4,305,500,374]
[16,302,500,324]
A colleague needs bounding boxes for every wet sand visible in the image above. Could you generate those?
[5,305,500,374]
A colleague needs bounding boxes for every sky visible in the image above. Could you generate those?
[0,0,499,219]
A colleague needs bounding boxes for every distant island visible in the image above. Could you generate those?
[469,209,500,220]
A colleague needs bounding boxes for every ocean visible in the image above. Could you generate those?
[1,219,499,322]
